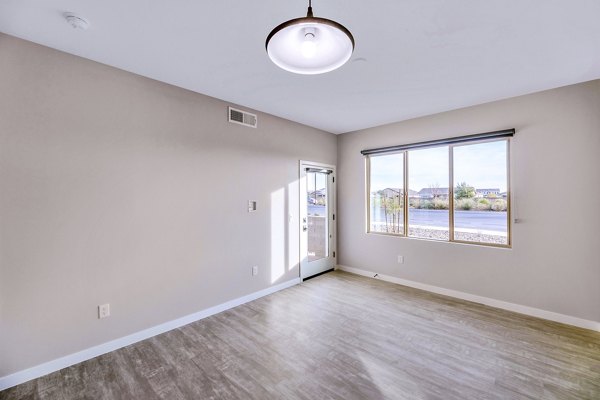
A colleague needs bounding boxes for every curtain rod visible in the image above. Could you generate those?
[360,129,515,156]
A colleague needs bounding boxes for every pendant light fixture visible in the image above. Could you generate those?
[266,0,355,75]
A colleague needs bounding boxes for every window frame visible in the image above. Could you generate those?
[366,137,511,248]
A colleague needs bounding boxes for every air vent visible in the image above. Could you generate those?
[228,107,257,128]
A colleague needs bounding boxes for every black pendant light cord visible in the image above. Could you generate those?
[307,0,313,17]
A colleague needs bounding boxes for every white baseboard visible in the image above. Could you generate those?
[336,265,600,332]
[0,278,300,392]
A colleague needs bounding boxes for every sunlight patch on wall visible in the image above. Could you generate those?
[270,188,286,283]
[287,179,299,272]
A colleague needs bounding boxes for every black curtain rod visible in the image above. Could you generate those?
[360,129,515,156]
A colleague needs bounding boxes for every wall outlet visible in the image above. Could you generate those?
[397,255,404,264]
[98,304,110,319]
[252,266,258,276]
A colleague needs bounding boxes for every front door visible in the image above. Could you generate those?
[300,161,336,280]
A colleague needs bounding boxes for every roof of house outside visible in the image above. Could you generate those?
[476,188,500,192]
[309,189,327,196]
[380,188,419,196]
[418,187,449,195]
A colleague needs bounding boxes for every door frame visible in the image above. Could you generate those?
[299,160,337,280]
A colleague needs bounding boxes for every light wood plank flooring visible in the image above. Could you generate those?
[2,271,599,399]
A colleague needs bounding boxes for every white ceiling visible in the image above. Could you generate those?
[1,0,600,134]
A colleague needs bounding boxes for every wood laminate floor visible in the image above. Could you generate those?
[2,271,600,400]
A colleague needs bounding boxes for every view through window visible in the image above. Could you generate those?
[453,140,508,245]
[367,138,510,246]
[369,153,404,234]
[307,171,329,261]
[408,146,449,241]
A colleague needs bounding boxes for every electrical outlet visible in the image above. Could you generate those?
[252,266,259,276]
[98,304,110,319]
[397,255,404,264]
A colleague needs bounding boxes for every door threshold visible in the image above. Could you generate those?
[302,268,335,282]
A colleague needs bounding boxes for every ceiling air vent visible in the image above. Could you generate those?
[228,107,257,128]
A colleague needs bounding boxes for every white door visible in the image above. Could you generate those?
[300,161,336,280]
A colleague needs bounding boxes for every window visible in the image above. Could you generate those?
[453,141,509,245]
[369,153,404,234]
[408,146,449,241]
[307,171,329,261]
[366,132,511,247]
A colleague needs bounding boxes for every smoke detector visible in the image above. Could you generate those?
[64,13,90,30]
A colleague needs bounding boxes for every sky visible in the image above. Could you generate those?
[370,140,508,193]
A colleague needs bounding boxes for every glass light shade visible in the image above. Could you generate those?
[266,17,354,75]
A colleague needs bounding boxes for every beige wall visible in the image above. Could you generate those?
[0,34,337,376]
[337,80,600,323]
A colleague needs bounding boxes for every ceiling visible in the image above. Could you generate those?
[1,0,600,134]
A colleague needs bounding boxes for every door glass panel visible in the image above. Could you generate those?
[307,171,328,262]
[408,146,450,240]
